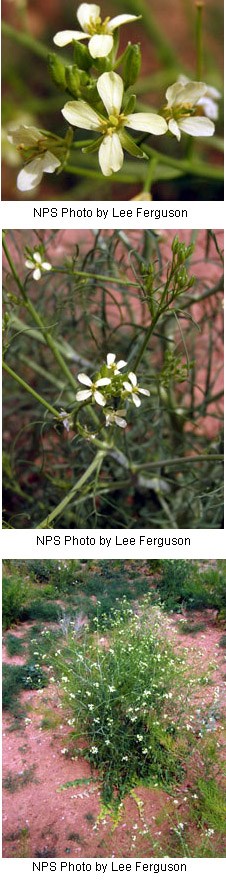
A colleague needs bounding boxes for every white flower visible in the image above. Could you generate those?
[8,125,60,191]
[62,71,167,176]
[25,251,52,281]
[164,80,215,141]
[54,3,139,58]
[76,372,111,406]
[177,75,221,120]
[108,685,116,692]
[106,352,127,373]
[90,745,98,754]
[105,410,127,429]
[122,755,128,761]
[123,371,150,407]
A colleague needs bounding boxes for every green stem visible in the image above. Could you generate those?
[3,236,78,393]
[196,1,204,80]
[36,451,105,527]
[50,267,137,288]
[2,20,50,61]
[2,360,61,418]
[134,454,223,471]
[145,145,223,181]
[133,312,161,372]
[64,163,144,184]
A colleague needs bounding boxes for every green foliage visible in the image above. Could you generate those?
[5,634,26,656]
[177,620,207,634]
[193,779,226,834]
[20,600,61,622]
[3,765,37,792]
[2,662,48,716]
[2,576,29,629]
[156,561,226,613]
[56,600,188,806]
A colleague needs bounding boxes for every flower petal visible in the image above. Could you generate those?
[179,116,214,137]
[165,82,183,106]
[33,268,42,281]
[117,360,127,369]
[76,389,92,401]
[138,387,150,397]
[132,393,141,407]
[126,112,167,135]
[98,133,123,176]
[77,4,100,30]
[77,373,92,386]
[197,96,219,120]
[33,252,42,262]
[97,71,123,116]
[110,14,139,30]
[25,260,35,269]
[94,390,106,406]
[115,416,127,427]
[42,262,52,271]
[53,30,88,47]
[178,81,207,105]
[8,125,42,147]
[128,371,137,385]
[107,353,116,366]
[42,151,61,173]
[123,381,133,392]
[95,377,111,387]
[88,33,113,57]
[168,118,181,140]
[17,158,43,191]
[62,100,101,130]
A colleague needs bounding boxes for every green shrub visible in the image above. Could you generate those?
[56,600,188,806]
[5,634,26,656]
[156,561,226,613]
[2,662,48,715]
[2,576,29,629]
[20,600,61,622]
[155,561,192,611]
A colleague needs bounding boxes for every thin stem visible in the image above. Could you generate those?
[195,1,204,81]
[3,236,78,393]
[50,267,138,288]
[64,163,144,184]
[36,451,105,527]
[145,145,223,181]
[134,454,223,471]
[133,312,161,372]
[2,360,61,418]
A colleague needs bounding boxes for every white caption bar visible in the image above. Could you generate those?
[1,857,226,883]
[2,201,225,229]
[2,529,225,559]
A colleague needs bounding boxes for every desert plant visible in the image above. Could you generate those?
[2,576,29,629]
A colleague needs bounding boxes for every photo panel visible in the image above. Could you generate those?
[2,0,223,201]
[2,228,224,530]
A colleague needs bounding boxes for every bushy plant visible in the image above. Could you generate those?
[2,662,48,716]
[156,561,226,613]
[55,600,188,805]
[2,576,29,629]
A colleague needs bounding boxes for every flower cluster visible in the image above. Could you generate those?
[75,352,150,428]
[25,250,52,280]
[6,3,220,188]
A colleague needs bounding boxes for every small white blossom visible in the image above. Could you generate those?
[54,3,139,58]
[122,755,129,761]
[90,745,98,754]
[62,676,68,682]
[62,71,167,176]
[8,125,60,191]
[123,371,150,407]
[76,372,111,406]
[88,704,94,710]
[164,80,215,141]
[105,409,127,428]
[106,352,127,373]
[177,75,221,120]
[25,251,52,281]
[108,685,116,693]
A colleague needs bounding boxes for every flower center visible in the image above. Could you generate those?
[87,15,112,36]
[164,102,196,122]
[100,112,127,136]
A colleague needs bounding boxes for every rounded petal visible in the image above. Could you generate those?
[17,158,43,191]
[98,133,123,176]
[110,14,139,29]
[33,252,42,262]
[126,112,167,135]
[8,124,42,147]
[76,389,92,401]
[42,262,52,271]
[165,82,183,106]
[115,416,127,427]
[53,30,88,47]
[96,377,111,387]
[132,393,141,407]
[77,373,92,386]
[117,360,127,369]
[77,4,100,30]
[97,71,123,115]
[107,353,116,366]
[168,118,181,140]
[33,268,42,281]
[25,260,35,269]
[178,81,207,105]
[197,96,219,120]
[128,371,137,385]
[62,100,101,130]
[138,387,150,397]
[94,390,106,406]
[179,116,215,137]
[42,151,61,173]
[123,381,133,393]
[88,33,113,57]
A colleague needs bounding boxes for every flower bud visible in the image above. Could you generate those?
[123,44,141,89]
[73,41,92,71]
[48,53,66,90]
[65,66,81,97]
